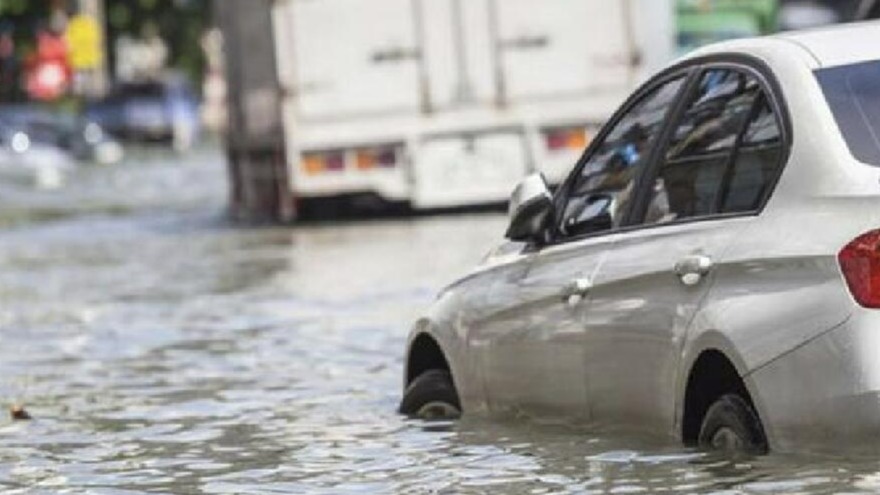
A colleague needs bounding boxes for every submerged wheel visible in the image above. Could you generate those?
[698,393,768,454]
[398,369,461,420]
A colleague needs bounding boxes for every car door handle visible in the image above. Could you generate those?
[563,277,592,306]
[674,255,713,286]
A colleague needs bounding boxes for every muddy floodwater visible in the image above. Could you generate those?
[2,146,880,494]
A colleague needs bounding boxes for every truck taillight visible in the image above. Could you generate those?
[356,145,398,170]
[302,151,345,175]
[838,230,880,308]
[545,127,589,152]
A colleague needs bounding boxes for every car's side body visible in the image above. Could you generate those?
[404,21,880,452]
[85,76,200,151]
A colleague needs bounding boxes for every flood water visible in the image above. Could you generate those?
[2,145,880,494]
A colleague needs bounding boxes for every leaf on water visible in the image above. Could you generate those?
[10,405,31,421]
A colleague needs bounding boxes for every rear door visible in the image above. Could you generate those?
[277,0,645,119]
[580,65,787,430]
[282,0,424,120]
[493,0,637,104]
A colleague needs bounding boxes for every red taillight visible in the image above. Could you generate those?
[303,144,400,175]
[545,127,589,152]
[356,146,398,170]
[839,230,880,308]
[301,151,346,175]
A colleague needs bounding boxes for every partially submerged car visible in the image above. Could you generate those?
[0,106,124,166]
[400,22,880,454]
[0,121,75,189]
[85,75,200,151]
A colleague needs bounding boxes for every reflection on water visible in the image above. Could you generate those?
[0,145,879,493]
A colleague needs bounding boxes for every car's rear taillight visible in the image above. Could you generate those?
[838,230,880,308]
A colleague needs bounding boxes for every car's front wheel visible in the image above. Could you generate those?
[399,369,461,420]
[698,394,768,454]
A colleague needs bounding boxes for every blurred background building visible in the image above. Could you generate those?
[0,0,877,214]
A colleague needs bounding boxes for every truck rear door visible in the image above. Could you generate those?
[282,0,424,121]
[493,0,637,105]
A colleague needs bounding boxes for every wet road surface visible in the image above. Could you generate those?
[2,146,880,493]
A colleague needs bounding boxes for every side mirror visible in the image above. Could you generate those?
[505,173,553,243]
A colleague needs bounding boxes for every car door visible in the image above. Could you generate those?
[581,64,787,431]
[470,74,689,419]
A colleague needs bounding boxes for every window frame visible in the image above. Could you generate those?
[545,54,792,248]
[550,67,698,241]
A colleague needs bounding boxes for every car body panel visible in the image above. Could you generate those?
[416,270,501,414]
[747,312,880,452]
[584,216,753,431]
[470,233,616,419]
[775,21,880,68]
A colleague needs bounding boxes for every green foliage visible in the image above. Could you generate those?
[0,0,209,99]
[676,0,779,33]
[0,0,31,16]
[105,0,210,89]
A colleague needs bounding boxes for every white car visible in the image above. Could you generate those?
[399,22,880,454]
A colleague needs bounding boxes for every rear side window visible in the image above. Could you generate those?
[642,68,784,225]
[816,60,880,166]
[721,96,782,212]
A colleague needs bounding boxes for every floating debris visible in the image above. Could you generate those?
[10,405,31,421]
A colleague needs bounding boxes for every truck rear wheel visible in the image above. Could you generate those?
[399,369,461,420]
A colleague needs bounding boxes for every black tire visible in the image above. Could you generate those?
[698,393,768,454]
[398,369,461,420]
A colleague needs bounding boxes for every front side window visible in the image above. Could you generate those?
[556,76,686,238]
[642,68,783,225]
[816,60,880,166]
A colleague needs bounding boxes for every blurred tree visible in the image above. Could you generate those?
[0,0,53,101]
[104,0,209,90]
[0,0,52,49]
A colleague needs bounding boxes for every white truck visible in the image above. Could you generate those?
[236,0,675,217]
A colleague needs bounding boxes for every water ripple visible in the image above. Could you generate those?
[0,149,878,493]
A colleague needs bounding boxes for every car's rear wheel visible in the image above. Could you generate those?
[399,369,461,420]
[698,393,768,454]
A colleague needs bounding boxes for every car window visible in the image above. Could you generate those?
[720,95,783,212]
[816,60,880,166]
[642,69,762,224]
[556,76,686,238]
[118,83,165,98]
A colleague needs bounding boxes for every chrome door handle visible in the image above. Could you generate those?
[563,277,592,306]
[674,255,713,286]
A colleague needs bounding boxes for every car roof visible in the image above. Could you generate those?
[773,20,880,68]
[681,20,880,70]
